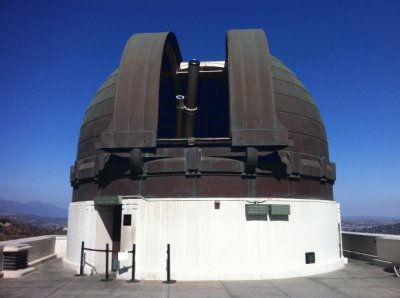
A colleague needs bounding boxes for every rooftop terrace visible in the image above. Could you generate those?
[1,232,400,297]
[1,258,399,298]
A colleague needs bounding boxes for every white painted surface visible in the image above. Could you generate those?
[342,232,400,264]
[66,198,345,280]
[120,200,138,252]
[0,246,3,278]
[0,235,60,266]
[3,267,36,278]
[65,202,96,273]
[55,236,67,258]
[377,237,400,262]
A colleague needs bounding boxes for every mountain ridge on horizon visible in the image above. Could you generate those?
[0,198,67,218]
[341,215,400,221]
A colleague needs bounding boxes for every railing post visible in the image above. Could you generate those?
[101,243,112,281]
[163,243,176,284]
[127,243,139,283]
[167,244,170,281]
[80,241,85,275]
[74,241,86,276]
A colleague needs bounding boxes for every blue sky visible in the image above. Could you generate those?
[1,0,399,217]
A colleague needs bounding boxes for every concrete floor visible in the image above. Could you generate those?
[1,258,400,298]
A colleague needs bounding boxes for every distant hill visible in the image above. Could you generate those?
[360,223,400,235]
[342,216,400,236]
[0,217,66,241]
[0,213,67,228]
[342,215,400,221]
[0,199,68,218]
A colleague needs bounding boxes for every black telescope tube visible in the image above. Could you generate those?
[175,95,185,138]
[184,59,200,138]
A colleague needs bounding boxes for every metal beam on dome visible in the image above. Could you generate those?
[100,32,182,149]
[226,29,289,147]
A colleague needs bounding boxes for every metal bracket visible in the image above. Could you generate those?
[129,148,144,178]
[278,150,300,180]
[94,152,111,182]
[185,147,201,176]
[243,147,258,176]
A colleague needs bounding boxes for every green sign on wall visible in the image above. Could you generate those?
[94,195,122,206]
[270,204,291,215]
[245,203,291,220]
[245,204,269,216]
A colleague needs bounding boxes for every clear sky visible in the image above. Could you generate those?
[1,0,399,217]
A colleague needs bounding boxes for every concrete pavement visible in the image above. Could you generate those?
[1,258,400,297]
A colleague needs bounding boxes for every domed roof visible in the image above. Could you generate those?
[71,29,335,202]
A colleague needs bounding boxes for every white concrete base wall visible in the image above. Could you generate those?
[0,247,3,278]
[65,198,345,280]
[65,202,113,274]
[342,232,400,265]
[55,236,67,258]
[377,236,400,262]
[0,235,60,266]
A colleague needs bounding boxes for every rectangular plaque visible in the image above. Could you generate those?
[245,204,269,216]
[270,204,290,215]
[94,195,122,206]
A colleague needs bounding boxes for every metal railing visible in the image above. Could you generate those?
[74,242,174,283]
[164,243,175,284]
[74,241,137,282]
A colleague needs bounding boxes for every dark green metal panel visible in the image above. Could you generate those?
[270,204,291,215]
[245,204,269,220]
[245,204,269,216]
[94,195,122,206]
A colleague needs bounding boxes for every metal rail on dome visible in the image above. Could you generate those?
[157,137,231,146]
[177,61,225,73]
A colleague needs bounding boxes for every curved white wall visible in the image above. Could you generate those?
[65,198,345,280]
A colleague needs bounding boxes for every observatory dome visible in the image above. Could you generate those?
[71,31,335,202]
[67,29,344,281]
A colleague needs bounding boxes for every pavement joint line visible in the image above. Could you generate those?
[268,280,291,297]
[308,277,353,297]
[330,287,353,298]
[314,278,355,297]
[43,280,69,298]
[220,281,234,298]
